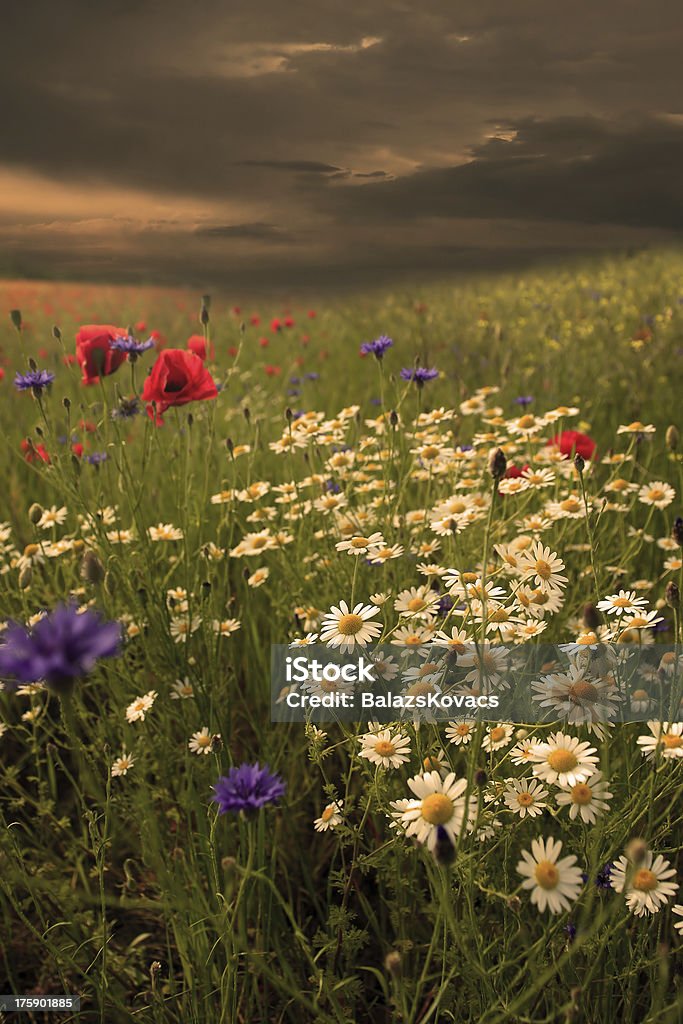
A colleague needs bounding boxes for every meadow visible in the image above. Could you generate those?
[1,248,683,1023]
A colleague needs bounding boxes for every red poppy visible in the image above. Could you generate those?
[71,442,84,458]
[307,310,316,319]
[250,315,261,326]
[284,316,295,328]
[264,364,282,376]
[21,439,50,464]
[270,318,282,333]
[504,464,529,479]
[135,320,147,333]
[187,334,215,362]
[38,347,49,359]
[227,346,238,358]
[63,353,77,366]
[75,324,127,385]
[259,337,269,348]
[0,367,4,381]
[548,430,597,461]
[232,306,241,316]
[142,349,218,421]
[78,419,98,433]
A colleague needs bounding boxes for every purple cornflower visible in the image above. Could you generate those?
[85,452,108,465]
[515,396,533,407]
[0,602,121,693]
[14,369,55,392]
[360,335,393,360]
[111,397,142,420]
[110,335,155,355]
[211,762,285,815]
[400,367,439,387]
[564,921,577,942]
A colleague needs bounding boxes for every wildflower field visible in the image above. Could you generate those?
[1,248,683,1023]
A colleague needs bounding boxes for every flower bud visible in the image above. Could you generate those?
[10,309,22,331]
[583,602,601,630]
[573,452,585,474]
[243,406,251,423]
[672,517,683,547]
[52,325,62,341]
[474,768,488,788]
[665,581,680,609]
[62,396,71,410]
[432,824,456,867]
[28,502,44,525]
[226,437,234,456]
[390,409,399,428]
[18,566,33,589]
[488,447,507,481]
[625,837,649,866]
[666,425,679,452]
[384,951,402,976]
[285,407,293,422]
[81,550,105,585]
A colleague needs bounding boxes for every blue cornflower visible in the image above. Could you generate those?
[86,452,108,465]
[437,594,454,615]
[360,335,393,359]
[305,372,320,381]
[109,335,155,355]
[0,602,121,693]
[400,367,439,386]
[515,396,534,407]
[211,763,285,815]
[564,921,577,942]
[14,369,55,392]
[111,397,142,420]
[289,376,301,385]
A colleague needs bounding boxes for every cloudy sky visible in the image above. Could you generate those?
[2,0,683,289]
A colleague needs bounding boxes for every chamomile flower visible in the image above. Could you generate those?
[638,481,675,509]
[111,751,135,777]
[171,677,195,700]
[390,771,477,852]
[517,836,583,914]
[503,778,549,818]
[320,601,381,651]
[445,720,476,745]
[597,591,648,617]
[555,771,613,823]
[148,524,184,542]
[314,800,343,832]
[247,567,270,587]
[212,618,241,637]
[672,905,683,934]
[517,541,568,592]
[530,731,599,787]
[636,721,683,759]
[188,727,217,755]
[482,723,515,752]
[126,690,158,723]
[358,728,411,769]
[335,533,384,556]
[610,851,678,916]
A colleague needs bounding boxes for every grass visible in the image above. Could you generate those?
[0,247,682,1023]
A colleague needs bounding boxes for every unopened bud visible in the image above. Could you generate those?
[573,452,585,474]
[200,306,210,326]
[28,502,44,525]
[81,550,105,585]
[384,951,402,976]
[201,580,212,599]
[474,768,488,787]
[390,409,399,428]
[187,413,193,428]
[665,582,680,609]
[10,309,22,331]
[243,406,250,423]
[52,325,62,341]
[625,837,649,866]
[666,425,679,452]
[488,447,507,481]
[28,357,38,371]
[672,517,683,547]
[433,824,456,867]
[226,437,234,455]
[18,566,33,589]
[506,895,522,912]
[210,733,222,753]
[285,407,293,422]
[62,396,71,410]
[583,602,601,630]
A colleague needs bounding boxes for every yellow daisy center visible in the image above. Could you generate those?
[567,681,599,703]
[648,488,665,501]
[462,572,478,584]
[455,723,471,735]
[406,681,435,697]
[337,613,364,636]
[517,414,536,429]
[321,805,336,822]
[351,536,370,548]
[375,739,396,757]
[633,869,658,892]
[421,793,454,825]
[534,559,553,580]
[571,783,593,804]
[517,792,534,807]
[423,756,441,771]
[250,537,269,549]
[547,749,578,773]
[661,733,682,750]
[490,608,510,622]
[489,727,507,743]
[408,597,427,612]
[534,860,560,889]
[560,498,581,512]
[631,689,648,701]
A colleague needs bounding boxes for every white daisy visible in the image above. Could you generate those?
[126,690,158,723]
[636,721,683,760]
[390,771,477,852]
[314,800,344,832]
[320,601,382,651]
[530,731,599,787]
[170,678,195,700]
[482,723,515,752]
[503,778,549,818]
[358,728,411,769]
[555,771,613,823]
[610,851,678,917]
[672,905,683,934]
[445,720,476,746]
[188,727,217,755]
[111,751,135,777]
[517,836,583,914]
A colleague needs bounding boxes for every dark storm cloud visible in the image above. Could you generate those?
[1,0,682,285]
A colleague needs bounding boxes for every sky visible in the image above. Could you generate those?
[2,0,683,290]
